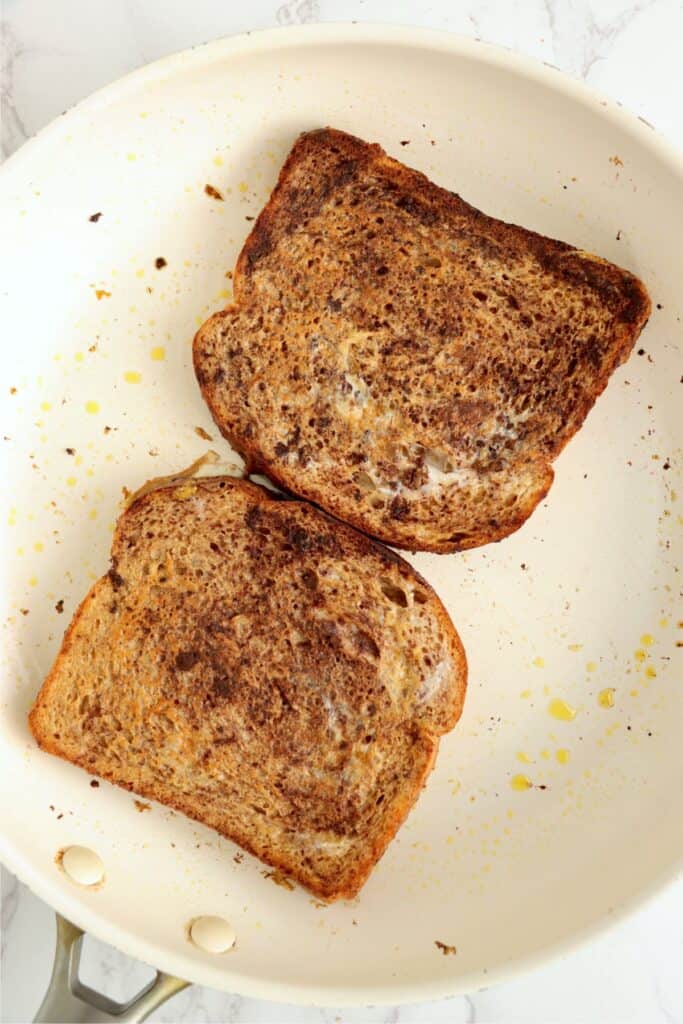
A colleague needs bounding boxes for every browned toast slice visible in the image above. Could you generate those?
[29,476,466,900]
[194,128,651,553]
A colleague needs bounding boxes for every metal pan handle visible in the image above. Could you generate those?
[34,913,189,1023]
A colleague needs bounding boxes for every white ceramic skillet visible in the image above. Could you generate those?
[0,23,681,1014]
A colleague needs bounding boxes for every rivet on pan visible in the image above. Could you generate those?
[57,845,105,887]
[189,915,236,954]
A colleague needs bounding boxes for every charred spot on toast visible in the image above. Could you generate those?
[175,650,200,672]
[108,568,124,590]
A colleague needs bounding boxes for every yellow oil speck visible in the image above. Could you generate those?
[33,542,44,552]
[216,288,232,300]
[89,508,97,520]
[75,352,84,362]
[506,809,514,820]
[511,774,533,791]
[8,515,16,526]
[86,468,94,477]
[630,688,639,697]
[40,401,51,411]
[184,260,192,268]
[129,305,137,313]
[53,353,62,361]
[532,656,545,668]
[75,455,83,466]
[16,546,24,555]
[66,477,77,487]
[150,346,165,361]
[195,314,205,326]
[586,661,597,673]
[135,269,145,278]
[645,665,657,679]
[94,289,111,300]
[238,181,248,193]
[543,684,551,696]
[634,649,646,663]
[541,749,551,760]
[568,643,583,652]
[85,401,99,414]
[659,617,669,628]
[556,748,570,765]
[598,688,615,708]
[124,371,142,384]
[28,576,38,587]
[548,698,577,722]
[173,484,196,500]
[516,752,533,764]
[520,689,531,699]
[127,153,137,161]
[139,111,148,118]
[213,155,224,166]
[640,634,654,647]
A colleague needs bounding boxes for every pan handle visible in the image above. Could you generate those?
[34,913,189,1023]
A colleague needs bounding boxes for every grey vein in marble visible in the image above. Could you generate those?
[0,18,29,159]
[276,0,320,26]
[544,0,662,79]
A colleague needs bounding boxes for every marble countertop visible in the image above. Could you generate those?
[1,1,682,1021]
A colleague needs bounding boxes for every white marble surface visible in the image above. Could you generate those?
[1,1,683,1021]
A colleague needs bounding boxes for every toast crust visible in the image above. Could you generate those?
[194,128,650,553]
[29,476,466,900]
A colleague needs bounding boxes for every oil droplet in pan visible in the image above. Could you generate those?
[510,775,533,791]
[556,749,570,764]
[548,698,577,722]
[598,688,615,708]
